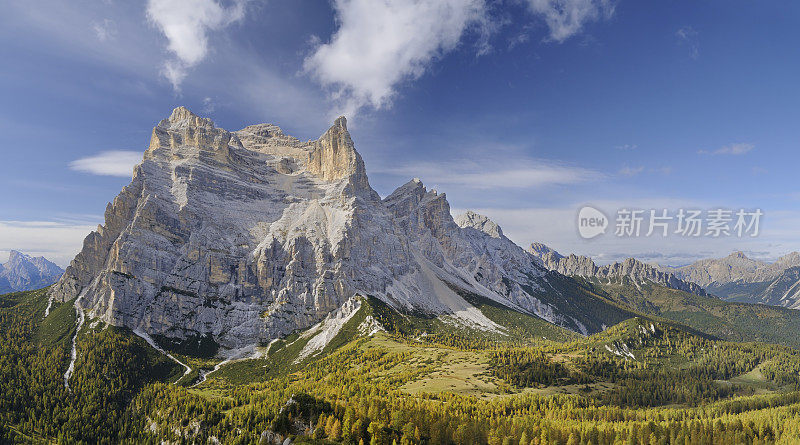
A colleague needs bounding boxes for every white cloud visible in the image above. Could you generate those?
[304,0,490,116]
[524,0,615,43]
[146,0,246,90]
[0,220,98,267]
[69,150,141,177]
[698,142,754,156]
[305,0,619,116]
[383,157,603,190]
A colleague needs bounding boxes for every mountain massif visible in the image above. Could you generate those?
[0,250,62,293]
[50,107,631,352]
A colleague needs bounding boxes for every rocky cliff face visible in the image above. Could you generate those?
[528,244,707,297]
[52,107,401,347]
[0,251,63,293]
[51,107,602,348]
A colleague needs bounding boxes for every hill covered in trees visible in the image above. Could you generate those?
[4,287,800,444]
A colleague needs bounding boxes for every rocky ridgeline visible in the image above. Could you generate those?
[528,243,708,297]
[51,107,589,348]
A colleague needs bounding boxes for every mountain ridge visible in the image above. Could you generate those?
[527,243,707,297]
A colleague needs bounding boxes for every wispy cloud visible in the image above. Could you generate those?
[69,150,141,177]
[615,143,637,151]
[304,0,490,117]
[676,25,699,59]
[698,142,754,156]
[524,0,615,43]
[382,156,603,190]
[618,165,644,176]
[618,165,672,176]
[146,0,247,90]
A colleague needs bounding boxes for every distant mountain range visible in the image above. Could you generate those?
[527,243,707,297]
[528,243,800,310]
[665,251,800,308]
[0,250,63,293]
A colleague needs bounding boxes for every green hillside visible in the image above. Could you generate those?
[5,287,800,443]
[577,276,800,349]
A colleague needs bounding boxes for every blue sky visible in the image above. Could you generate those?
[1,0,799,267]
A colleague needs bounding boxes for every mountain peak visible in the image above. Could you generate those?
[531,249,707,297]
[307,115,374,193]
[529,242,563,260]
[776,252,800,266]
[1,250,63,292]
[728,251,750,260]
[397,178,426,192]
[7,250,26,261]
[455,211,504,238]
[155,106,216,132]
[332,115,347,130]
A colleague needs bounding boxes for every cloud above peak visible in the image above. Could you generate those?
[304,0,490,117]
[146,0,246,90]
[304,0,616,116]
[380,156,603,190]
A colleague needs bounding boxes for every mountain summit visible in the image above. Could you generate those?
[0,250,63,293]
[51,107,630,349]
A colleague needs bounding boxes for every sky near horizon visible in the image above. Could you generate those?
[1,0,799,267]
